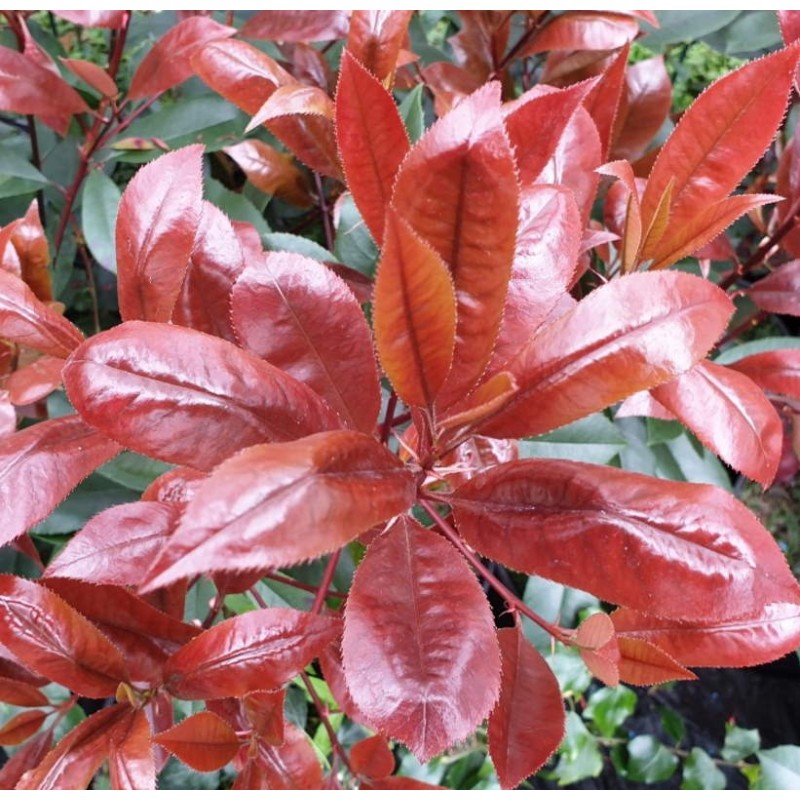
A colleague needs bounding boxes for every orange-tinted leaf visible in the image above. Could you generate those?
[142,466,205,505]
[0,710,46,746]
[582,44,629,159]
[727,349,800,400]
[6,355,64,406]
[154,711,238,772]
[231,252,381,432]
[336,51,409,245]
[450,11,511,83]
[422,62,481,118]
[224,140,312,207]
[599,160,643,272]
[488,627,565,789]
[524,11,638,54]
[374,211,456,409]
[651,360,783,487]
[0,728,53,790]
[437,373,518,435]
[164,609,339,699]
[746,260,800,315]
[244,689,285,745]
[393,82,519,406]
[0,677,49,707]
[247,86,341,179]
[0,270,83,357]
[342,516,501,761]
[141,431,414,589]
[575,612,620,686]
[241,10,350,42]
[351,736,395,780]
[56,10,126,28]
[616,637,697,686]
[108,708,156,791]
[613,602,800,668]
[61,57,118,97]
[347,11,414,84]
[171,201,245,342]
[452,459,800,623]
[477,272,733,440]
[10,200,52,302]
[640,45,800,251]
[45,500,181,585]
[129,16,234,99]
[0,46,89,134]
[191,39,295,116]
[0,576,127,698]
[116,145,203,322]
[63,321,341,471]
[0,416,121,549]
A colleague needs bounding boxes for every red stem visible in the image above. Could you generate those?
[311,552,342,615]
[300,672,354,775]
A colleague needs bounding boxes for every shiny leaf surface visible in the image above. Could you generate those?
[9,200,52,301]
[347,11,414,83]
[350,736,395,780]
[727,349,800,400]
[0,710,46,746]
[616,637,697,686]
[524,12,639,54]
[108,708,156,791]
[154,711,239,771]
[240,10,350,42]
[0,677,49,707]
[746,260,800,316]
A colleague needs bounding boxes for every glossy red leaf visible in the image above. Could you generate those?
[191,38,295,116]
[108,708,156,791]
[142,467,206,505]
[616,637,697,686]
[141,431,414,589]
[422,62,481,117]
[6,356,65,406]
[45,501,182,586]
[450,11,511,83]
[231,252,381,432]
[0,416,121,549]
[116,145,203,322]
[392,82,519,406]
[0,710,46,746]
[342,516,501,761]
[129,16,235,99]
[10,200,52,302]
[61,57,118,97]
[154,711,239,772]
[56,10,127,28]
[640,45,800,253]
[241,10,350,42]
[0,392,14,435]
[318,637,374,729]
[488,627,565,789]
[63,321,341,471]
[598,160,643,273]
[582,45,629,159]
[373,211,456,409]
[0,46,89,135]
[336,51,409,245]
[727,350,800,400]
[0,728,53,790]
[613,603,800,668]
[651,360,783,487]
[746,260,800,315]
[347,11,414,84]
[244,689,285,745]
[224,140,312,207]
[0,677,49,707]
[489,185,581,373]
[476,272,733,440]
[164,609,339,699]
[0,270,83,358]
[452,459,800,623]
[575,613,621,686]
[526,12,639,54]
[0,576,127,698]
[250,723,324,789]
[284,41,335,90]
[171,201,245,342]
[16,704,127,790]
[616,390,675,421]
[351,736,395,780]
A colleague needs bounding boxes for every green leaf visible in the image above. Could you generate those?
[81,170,121,273]
[641,10,741,51]
[519,413,627,465]
[0,149,48,200]
[626,735,678,784]
[584,686,637,739]
[646,418,683,445]
[522,576,597,653]
[551,712,603,786]
[285,684,308,730]
[333,193,378,277]
[96,451,171,491]
[205,177,270,237]
[715,336,800,365]
[756,746,800,789]
[722,724,760,762]
[398,84,425,143]
[682,747,726,789]
[546,646,592,697]
[704,11,781,55]
[158,757,223,790]
[659,706,686,744]
[264,232,335,263]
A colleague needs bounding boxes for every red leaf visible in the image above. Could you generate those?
[613,603,800,668]
[450,11,511,83]
[318,637,374,729]
[164,609,339,699]
[336,51,409,245]
[598,159,643,273]
[0,46,89,134]
[55,11,127,28]
[582,44,629,159]
[0,576,127,698]
[488,185,582,373]
[192,38,296,116]
[727,349,800,400]
[45,501,182,586]
[575,614,621,686]
[0,677,49,707]
[779,11,800,44]
[10,200,53,302]
[250,723,324,789]
[6,356,65,406]
[0,416,121,549]
[488,627,565,789]
[373,211,456,409]
[342,516,501,761]
[746,260,800,315]
[230,252,381,433]
[224,140,312,207]
[142,467,206,505]
[616,390,675,421]
[392,82,519,406]
[108,708,156,791]
[476,272,733,440]
[0,270,84,357]
[244,689,285,745]
[422,62,481,118]
[347,11,414,84]
[61,57,118,97]
[616,637,697,686]
[154,711,239,772]
[129,16,235,99]
[240,10,350,42]
[116,145,203,322]
[524,12,639,54]
[452,459,800,623]
[0,710,46,746]
[63,321,341,471]
[171,201,245,342]
[650,360,783,487]
[140,431,415,590]
[351,736,395,780]
[0,729,53,790]
[0,392,14,435]
[640,45,800,254]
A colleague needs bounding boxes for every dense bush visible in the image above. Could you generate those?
[1,9,800,790]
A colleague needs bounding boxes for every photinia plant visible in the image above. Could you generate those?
[2,8,800,790]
